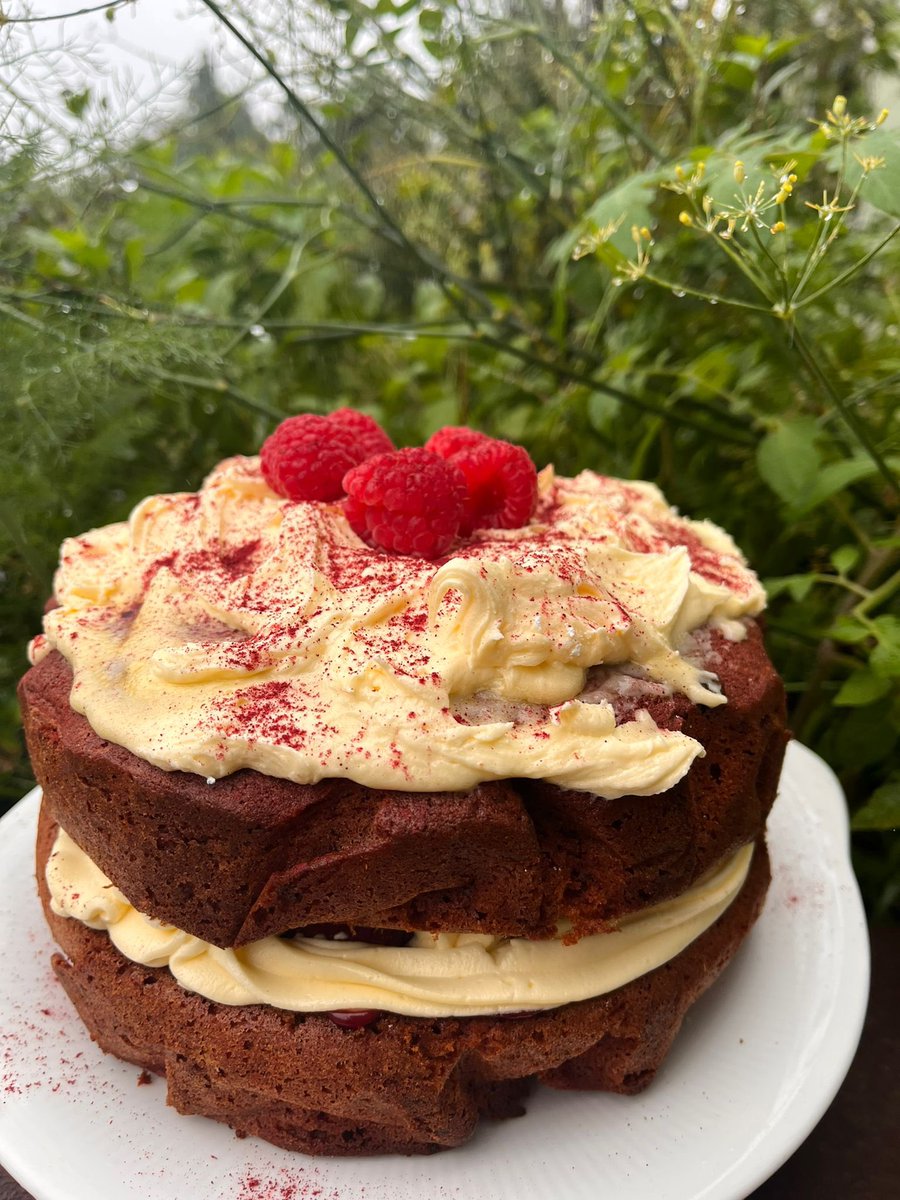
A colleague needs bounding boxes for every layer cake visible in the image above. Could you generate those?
[20,430,788,1154]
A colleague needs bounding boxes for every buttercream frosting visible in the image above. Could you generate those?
[38,457,765,797]
[47,826,753,1018]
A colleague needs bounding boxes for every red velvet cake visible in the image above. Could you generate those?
[20,419,788,1154]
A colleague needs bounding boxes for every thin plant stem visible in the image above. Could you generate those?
[527,29,666,161]
[796,222,900,309]
[197,0,494,324]
[0,1,132,25]
[147,369,284,421]
[640,271,771,312]
[788,321,899,494]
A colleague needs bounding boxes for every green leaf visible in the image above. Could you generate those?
[870,615,900,679]
[732,35,769,57]
[792,454,883,514]
[718,60,756,91]
[63,89,91,119]
[843,127,900,218]
[764,573,816,602]
[831,545,860,576]
[763,36,806,62]
[550,170,664,264]
[852,781,900,831]
[124,237,144,284]
[756,418,820,507]
[833,670,892,707]
[587,392,621,434]
[827,615,871,644]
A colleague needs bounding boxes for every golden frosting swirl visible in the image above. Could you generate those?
[38,457,764,797]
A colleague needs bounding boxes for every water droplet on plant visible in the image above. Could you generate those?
[249,324,266,338]
[203,402,215,414]
[386,107,397,120]
[542,50,554,64]
[60,304,71,314]
[710,297,718,305]
[673,289,686,298]
[120,179,138,193]
[624,96,635,106]
[496,146,507,159]
[534,163,546,176]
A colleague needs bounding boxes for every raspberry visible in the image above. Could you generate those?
[260,414,361,502]
[343,448,467,558]
[424,426,491,461]
[450,438,538,535]
[327,408,394,460]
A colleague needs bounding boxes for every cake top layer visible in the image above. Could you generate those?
[35,453,765,797]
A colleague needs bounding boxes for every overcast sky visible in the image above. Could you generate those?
[1,1,258,148]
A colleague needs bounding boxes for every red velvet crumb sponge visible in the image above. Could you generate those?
[343,448,467,558]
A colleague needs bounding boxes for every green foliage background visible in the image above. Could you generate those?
[1,1,898,917]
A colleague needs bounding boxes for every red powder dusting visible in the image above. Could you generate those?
[2,969,112,1101]
[629,517,750,593]
[234,1167,348,1200]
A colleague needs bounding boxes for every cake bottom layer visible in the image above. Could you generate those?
[37,809,770,1156]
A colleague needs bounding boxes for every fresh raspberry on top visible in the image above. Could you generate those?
[327,408,394,460]
[260,414,361,502]
[343,448,467,558]
[424,426,491,461]
[451,438,538,535]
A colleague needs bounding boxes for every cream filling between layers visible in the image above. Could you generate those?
[47,827,754,1018]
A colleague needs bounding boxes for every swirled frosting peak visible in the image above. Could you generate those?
[40,455,765,796]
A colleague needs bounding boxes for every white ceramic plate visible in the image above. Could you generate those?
[0,742,869,1200]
